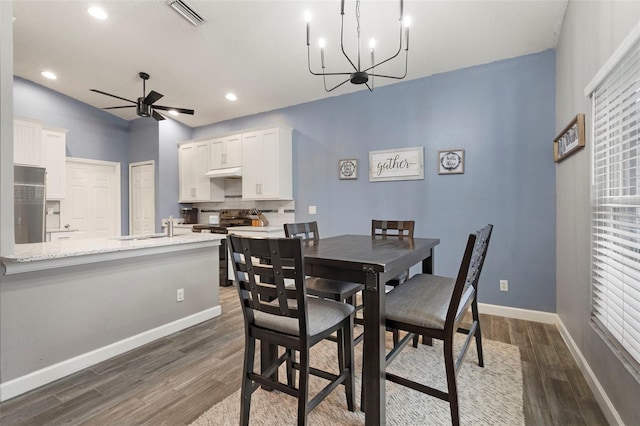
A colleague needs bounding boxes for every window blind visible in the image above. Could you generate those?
[591,37,640,365]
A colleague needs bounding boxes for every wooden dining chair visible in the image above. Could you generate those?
[382,224,493,425]
[228,235,356,425]
[372,220,415,287]
[371,220,416,345]
[284,221,365,344]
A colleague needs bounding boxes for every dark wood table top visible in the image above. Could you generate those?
[302,234,440,285]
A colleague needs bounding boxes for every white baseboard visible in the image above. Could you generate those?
[555,318,624,426]
[478,302,558,324]
[0,306,221,402]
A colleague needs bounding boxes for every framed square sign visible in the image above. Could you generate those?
[438,149,464,174]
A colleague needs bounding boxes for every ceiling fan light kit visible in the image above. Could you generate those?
[306,0,410,92]
[90,72,195,121]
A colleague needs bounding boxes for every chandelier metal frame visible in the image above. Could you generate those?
[306,0,409,92]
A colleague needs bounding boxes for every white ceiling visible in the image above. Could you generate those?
[12,0,568,128]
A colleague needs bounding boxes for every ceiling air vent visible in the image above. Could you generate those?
[166,0,207,26]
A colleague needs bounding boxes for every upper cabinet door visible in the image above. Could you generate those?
[14,118,43,166]
[179,143,196,202]
[41,128,67,199]
[179,141,224,203]
[224,134,242,168]
[209,134,242,170]
[241,127,292,200]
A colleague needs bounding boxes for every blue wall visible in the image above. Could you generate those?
[13,77,131,234]
[12,50,556,312]
[194,50,557,312]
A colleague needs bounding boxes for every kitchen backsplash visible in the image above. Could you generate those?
[193,180,296,227]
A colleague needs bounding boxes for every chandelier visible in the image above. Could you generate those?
[306,0,410,92]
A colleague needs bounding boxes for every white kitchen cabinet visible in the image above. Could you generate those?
[14,118,43,166]
[209,134,242,170]
[179,141,224,202]
[242,127,292,200]
[41,128,67,199]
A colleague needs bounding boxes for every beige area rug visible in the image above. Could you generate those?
[191,334,523,425]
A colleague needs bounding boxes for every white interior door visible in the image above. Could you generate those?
[60,158,120,239]
[130,161,155,235]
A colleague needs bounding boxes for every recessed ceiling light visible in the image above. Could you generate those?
[41,71,57,80]
[225,93,237,101]
[88,7,108,20]
[168,110,179,116]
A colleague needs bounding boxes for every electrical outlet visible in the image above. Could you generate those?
[500,280,508,292]
[177,288,184,302]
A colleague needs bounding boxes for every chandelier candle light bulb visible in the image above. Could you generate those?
[404,16,410,50]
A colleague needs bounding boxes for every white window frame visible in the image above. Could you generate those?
[586,22,640,372]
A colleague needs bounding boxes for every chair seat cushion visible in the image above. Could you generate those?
[385,274,475,330]
[255,297,355,338]
[305,277,364,300]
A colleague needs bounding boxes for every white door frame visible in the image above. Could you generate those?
[129,160,155,235]
[62,157,121,236]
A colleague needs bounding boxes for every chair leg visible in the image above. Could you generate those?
[472,300,484,367]
[443,337,460,426]
[342,317,355,411]
[297,348,310,425]
[286,349,296,387]
[240,336,255,426]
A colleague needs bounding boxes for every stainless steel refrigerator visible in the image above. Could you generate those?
[14,165,46,243]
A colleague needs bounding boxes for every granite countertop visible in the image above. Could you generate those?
[228,226,283,232]
[2,233,224,264]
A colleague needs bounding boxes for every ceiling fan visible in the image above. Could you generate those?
[90,72,195,121]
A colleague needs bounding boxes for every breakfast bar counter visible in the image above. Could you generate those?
[0,234,224,401]
[2,232,224,274]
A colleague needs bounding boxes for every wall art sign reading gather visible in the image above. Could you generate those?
[369,147,424,182]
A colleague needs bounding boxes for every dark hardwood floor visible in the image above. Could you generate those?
[0,286,608,425]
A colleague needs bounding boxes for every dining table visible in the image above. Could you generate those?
[301,234,440,425]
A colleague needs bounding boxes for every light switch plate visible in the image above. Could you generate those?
[308,205,317,215]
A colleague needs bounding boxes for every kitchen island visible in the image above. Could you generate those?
[0,233,224,401]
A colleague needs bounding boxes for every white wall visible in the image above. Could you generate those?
[555,2,640,425]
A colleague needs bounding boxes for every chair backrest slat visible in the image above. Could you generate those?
[228,235,308,330]
[284,221,320,242]
[371,220,415,239]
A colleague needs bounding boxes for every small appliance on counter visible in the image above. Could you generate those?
[180,207,199,224]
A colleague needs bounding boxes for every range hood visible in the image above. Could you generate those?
[205,167,242,179]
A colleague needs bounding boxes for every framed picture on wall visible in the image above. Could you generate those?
[338,159,358,180]
[438,149,465,174]
[554,113,585,162]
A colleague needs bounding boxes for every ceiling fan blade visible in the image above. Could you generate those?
[152,110,166,121]
[90,89,136,104]
[153,105,195,115]
[102,105,136,110]
[144,90,163,105]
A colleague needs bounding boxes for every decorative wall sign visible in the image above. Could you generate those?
[369,147,424,182]
[338,159,358,180]
[554,113,585,162]
[438,149,465,174]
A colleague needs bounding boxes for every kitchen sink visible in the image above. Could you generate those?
[111,233,168,241]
